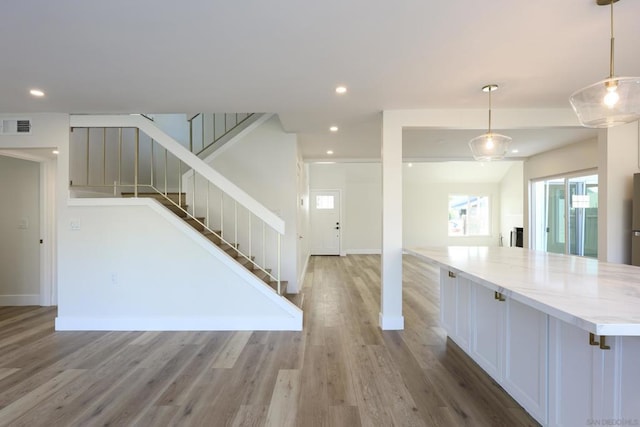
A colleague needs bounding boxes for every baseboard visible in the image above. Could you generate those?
[296,254,310,293]
[0,294,40,306]
[55,315,303,331]
[379,312,404,330]
[346,249,382,255]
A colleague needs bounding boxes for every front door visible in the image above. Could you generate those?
[310,190,341,255]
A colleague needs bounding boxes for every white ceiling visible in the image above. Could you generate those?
[1,0,638,162]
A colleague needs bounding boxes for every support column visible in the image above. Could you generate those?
[380,112,404,330]
[598,121,640,264]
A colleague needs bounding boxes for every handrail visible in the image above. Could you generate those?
[70,115,284,234]
[69,114,285,293]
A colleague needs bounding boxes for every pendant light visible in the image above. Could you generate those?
[468,84,511,161]
[569,0,640,128]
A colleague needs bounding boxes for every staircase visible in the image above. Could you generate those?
[122,191,289,296]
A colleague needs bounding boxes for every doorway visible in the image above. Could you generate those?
[0,149,57,306]
[310,189,341,255]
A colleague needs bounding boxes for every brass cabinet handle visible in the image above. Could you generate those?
[448,271,456,278]
[494,291,506,302]
[588,333,611,350]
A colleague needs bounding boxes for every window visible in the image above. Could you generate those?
[448,195,490,236]
[315,195,335,210]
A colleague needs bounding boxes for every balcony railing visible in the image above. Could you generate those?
[188,113,255,157]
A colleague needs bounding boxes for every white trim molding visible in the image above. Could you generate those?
[55,315,302,331]
[379,312,404,330]
[0,294,40,306]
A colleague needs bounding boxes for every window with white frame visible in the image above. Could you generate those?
[448,195,490,236]
[315,195,335,210]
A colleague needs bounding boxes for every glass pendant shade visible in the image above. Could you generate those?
[570,77,640,128]
[468,132,512,161]
[469,84,511,161]
[570,0,640,128]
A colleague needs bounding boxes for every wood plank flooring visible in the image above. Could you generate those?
[0,255,539,426]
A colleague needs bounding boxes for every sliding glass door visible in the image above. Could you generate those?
[531,172,598,258]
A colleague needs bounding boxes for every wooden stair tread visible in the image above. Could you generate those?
[269,280,288,296]
[285,292,304,308]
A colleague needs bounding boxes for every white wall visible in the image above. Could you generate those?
[403,174,501,248]
[0,156,40,305]
[151,114,190,148]
[309,162,510,252]
[500,162,524,246]
[523,138,599,248]
[205,115,301,292]
[56,200,301,330]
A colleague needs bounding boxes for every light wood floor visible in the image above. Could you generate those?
[0,255,539,426]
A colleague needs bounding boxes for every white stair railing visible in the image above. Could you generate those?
[69,115,285,293]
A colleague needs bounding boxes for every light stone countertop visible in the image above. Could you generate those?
[405,246,640,336]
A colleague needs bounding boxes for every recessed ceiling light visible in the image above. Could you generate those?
[326,150,334,155]
[512,149,519,153]
[52,150,59,155]
[407,163,413,167]
[329,126,339,132]
[29,89,45,97]
[335,86,347,94]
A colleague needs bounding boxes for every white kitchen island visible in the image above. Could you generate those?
[405,246,640,427]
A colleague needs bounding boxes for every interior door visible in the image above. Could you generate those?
[310,190,341,255]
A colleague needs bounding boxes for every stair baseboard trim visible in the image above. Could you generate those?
[55,315,302,331]
[0,294,40,305]
[295,254,310,294]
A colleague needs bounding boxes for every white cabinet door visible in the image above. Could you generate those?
[439,269,471,352]
[548,318,596,426]
[470,285,504,381]
[455,277,471,352]
[503,298,548,425]
[548,321,640,425]
[610,336,640,421]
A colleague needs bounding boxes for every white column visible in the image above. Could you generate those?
[380,112,404,330]
[598,121,640,264]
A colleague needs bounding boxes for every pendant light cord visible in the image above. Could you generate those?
[488,88,492,134]
[610,0,615,78]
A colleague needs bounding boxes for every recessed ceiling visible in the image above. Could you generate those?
[1,0,637,160]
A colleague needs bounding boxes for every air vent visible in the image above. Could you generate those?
[0,119,32,135]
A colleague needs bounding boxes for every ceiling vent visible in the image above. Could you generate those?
[0,119,32,135]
